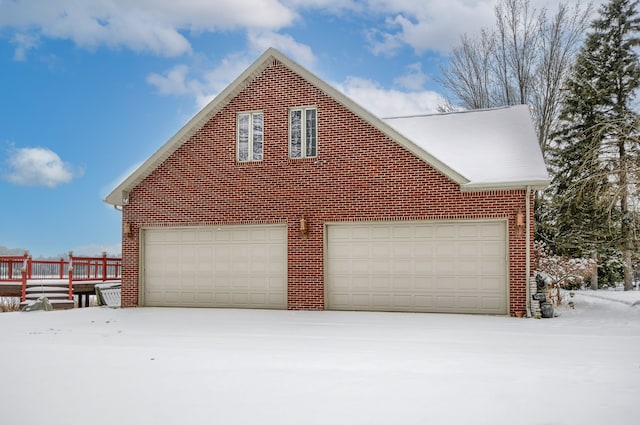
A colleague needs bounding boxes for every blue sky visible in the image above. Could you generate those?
[0,0,593,258]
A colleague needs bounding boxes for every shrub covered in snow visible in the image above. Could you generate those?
[0,297,20,313]
[535,241,597,304]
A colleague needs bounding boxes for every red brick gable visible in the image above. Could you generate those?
[121,59,532,315]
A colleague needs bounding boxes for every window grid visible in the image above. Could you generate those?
[289,107,317,159]
[237,111,264,162]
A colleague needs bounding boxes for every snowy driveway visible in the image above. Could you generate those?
[1,292,639,425]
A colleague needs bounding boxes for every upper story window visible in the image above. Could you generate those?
[237,111,263,162]
[289,107,317,158]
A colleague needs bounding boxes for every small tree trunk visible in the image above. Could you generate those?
[623,248,633,291]
[591,252,598,290]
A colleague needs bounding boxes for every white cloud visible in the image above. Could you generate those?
[247,30,317,68]
[4,146,80,188]
[146,40,442,119]
[0,0,601,60]
[393,62,427,91]
[335,76,446,117]
[10,33,39,61]
[146,65,191,96]
[365,1,496,55]
[148,33,317,109]
[0,0,297,57]
[363,0,601,55]
[283,0,363,13]
[147,52,253,109]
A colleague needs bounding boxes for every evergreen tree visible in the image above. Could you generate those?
[550,0,640,289]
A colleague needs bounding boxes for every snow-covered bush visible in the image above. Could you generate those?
[534,241,597,304]
[0,297,20,312]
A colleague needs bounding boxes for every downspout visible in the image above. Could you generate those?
[525,186,532,318]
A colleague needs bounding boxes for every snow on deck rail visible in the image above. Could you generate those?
[0,252,122,302]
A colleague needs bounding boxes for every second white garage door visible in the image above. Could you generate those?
[143,225,287,309]
[326,220,508,315]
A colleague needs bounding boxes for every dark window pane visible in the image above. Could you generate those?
[290,110,302,158]
[305,109,316,157]
[238,113,249,162]
[253,113,263,161]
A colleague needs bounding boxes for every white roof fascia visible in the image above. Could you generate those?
[104,48,469,206]
[461,180,550,192]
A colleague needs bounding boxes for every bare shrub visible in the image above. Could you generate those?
[535,241,597,305]
[0,297,21,312]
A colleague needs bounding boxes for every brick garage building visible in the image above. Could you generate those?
[105,48,549,316]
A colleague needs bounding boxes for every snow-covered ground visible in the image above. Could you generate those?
[1,291,639,425]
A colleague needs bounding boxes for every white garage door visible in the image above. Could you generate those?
[326,221,507,315]
[143,225,287,309]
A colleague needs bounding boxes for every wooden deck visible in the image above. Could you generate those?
[1,253,122,308]
[0,280,122,307]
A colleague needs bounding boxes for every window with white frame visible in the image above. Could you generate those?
[289,107,317,158]
[237,111,264,162]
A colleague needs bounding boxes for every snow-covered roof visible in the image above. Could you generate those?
[104,48,549,206]
[383,105,550,191]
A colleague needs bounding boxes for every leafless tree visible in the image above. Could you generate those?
[439,0,592,156]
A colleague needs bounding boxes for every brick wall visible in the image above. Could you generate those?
[122,60,534,315]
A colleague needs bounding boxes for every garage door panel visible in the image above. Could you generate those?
[393,294,413,307]
[458,296,479,309]
[482,240,505,254]
[435,260,456,274]
[480,276,505,291]
[458,276,480,290]
[351,294,370,307]
[214,293,231,304]
[436,295,456,309]
[458,242,480,256]
[351,244,370,258]
[481,297,504,311]
[268,294,286,305]
[373,260,392,274]
[435,225,457,238]
[196,292,213,303]
[371,244,390,257]
[459,226,481,238]
[327,221,507,315]
[482,222,505,237]
[458,260,480,274]
[393,276,412,290]
[269,259,286,273]
[392,244,412,258]
[180,291,196,303]
[415,260,435,273]
[372,227,391,239]
[414,277,434,290]
[391,226,412,239]
[435,241,457,256]
[352,259,371,273]
[144,225,286,309]
[352,227,370,239]
[414,295,434,308]
[351,276,370,290]
[414,226,434,238]
[372,294,392,306]
[481,262,504,274]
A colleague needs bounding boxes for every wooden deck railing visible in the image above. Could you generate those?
[0,252,122,302]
